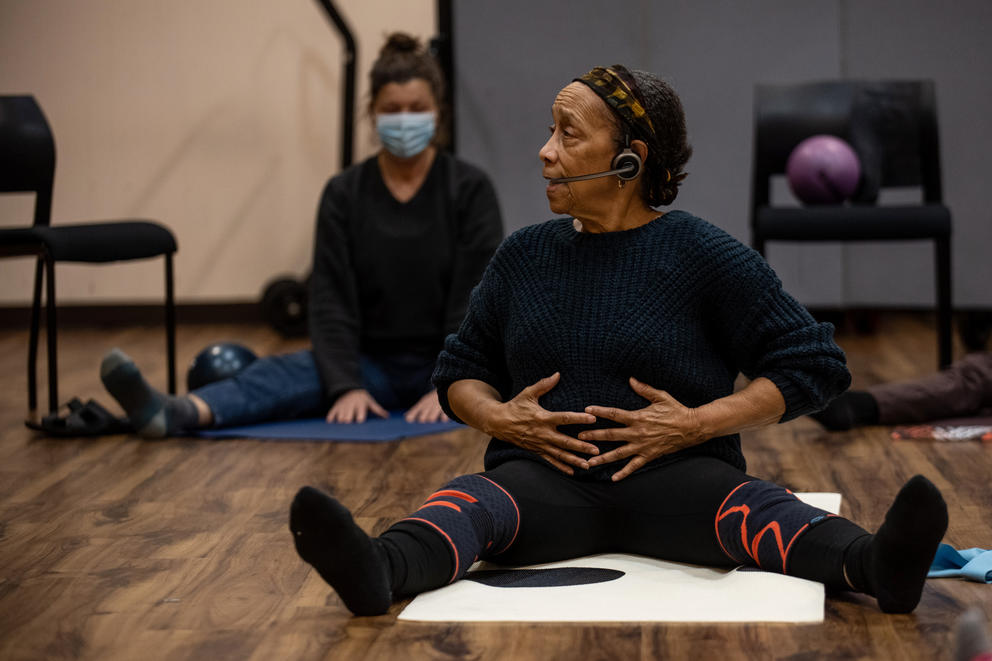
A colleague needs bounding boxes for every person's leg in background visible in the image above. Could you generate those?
[367,351,442,421]
[356,352,437,412]
[873,352,992,424]
[101,348,326,437]
[811,352,992,430]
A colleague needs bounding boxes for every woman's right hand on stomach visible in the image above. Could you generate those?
[483,372,599,475]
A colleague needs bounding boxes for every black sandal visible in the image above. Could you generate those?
[28,398,133,437]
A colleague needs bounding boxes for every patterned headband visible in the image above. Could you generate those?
[575,65,656,143]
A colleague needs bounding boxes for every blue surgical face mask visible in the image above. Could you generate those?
[376,111,436,158]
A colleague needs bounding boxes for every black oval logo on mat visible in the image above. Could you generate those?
[464,567,625,588]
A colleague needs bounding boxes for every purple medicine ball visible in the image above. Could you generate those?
[786,135,862,205]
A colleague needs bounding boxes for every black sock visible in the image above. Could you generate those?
[288,486,392,616]
[848,475,948,613]
[810,391,879,431]
[379,521,456,597]
[100,348,199,438]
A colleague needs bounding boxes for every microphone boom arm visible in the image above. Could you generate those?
[548,162,636,184]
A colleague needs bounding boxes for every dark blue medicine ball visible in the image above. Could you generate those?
[186,342,258,391]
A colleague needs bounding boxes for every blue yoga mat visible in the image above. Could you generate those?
[195,412,463,442]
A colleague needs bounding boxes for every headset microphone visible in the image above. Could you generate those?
[548,148,642,184]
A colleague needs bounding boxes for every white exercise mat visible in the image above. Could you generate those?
[398,492,841,623]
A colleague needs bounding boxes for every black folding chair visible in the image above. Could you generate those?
[750,80,952,369]
[0,95,177,419]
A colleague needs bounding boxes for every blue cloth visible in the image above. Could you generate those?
[928,543,992,582]
[194,349,436,428]
[196,412,462,442]
[433,212,851,481]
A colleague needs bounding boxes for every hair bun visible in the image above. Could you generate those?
[381,32,421,57]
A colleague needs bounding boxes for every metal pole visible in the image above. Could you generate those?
[434,0,455,151]
[314,0,357,169]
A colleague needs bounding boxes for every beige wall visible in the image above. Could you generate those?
[0,0,436,305]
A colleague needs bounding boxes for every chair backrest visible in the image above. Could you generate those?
[750,80,942,214]
[0,95,56,226]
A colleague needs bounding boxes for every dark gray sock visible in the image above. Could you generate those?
[100,348,198,438]
[289,486,393,616]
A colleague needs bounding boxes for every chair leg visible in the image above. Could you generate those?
[165,253,177,394]
[27,257,44,413]
[44,257,58,413]
[936,236,953,370]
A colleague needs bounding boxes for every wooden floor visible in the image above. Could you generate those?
[0,314,989,660]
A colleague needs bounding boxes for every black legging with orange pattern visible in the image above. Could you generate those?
[378,456,869,596]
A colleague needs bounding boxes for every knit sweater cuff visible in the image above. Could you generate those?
[765,372,812,423]
[433,380,465,425]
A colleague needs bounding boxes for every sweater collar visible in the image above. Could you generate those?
[560,212,677,245]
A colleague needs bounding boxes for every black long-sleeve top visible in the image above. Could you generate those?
[309,152,503,399]
[433,212,851,481]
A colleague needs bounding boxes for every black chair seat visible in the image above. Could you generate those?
[0,227,44,256]
[29,221,177,262]
[756,204,951,242]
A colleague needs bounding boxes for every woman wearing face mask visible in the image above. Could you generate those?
[99,33,504,436]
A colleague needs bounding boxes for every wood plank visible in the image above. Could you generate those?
[0,314,989,660]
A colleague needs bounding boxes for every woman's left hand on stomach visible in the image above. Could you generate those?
[580,377,704,481]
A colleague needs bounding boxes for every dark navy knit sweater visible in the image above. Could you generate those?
[432,211,850,481]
